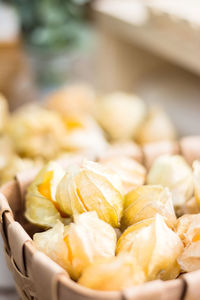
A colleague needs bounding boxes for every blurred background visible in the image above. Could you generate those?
[1,0,200,133]
[0,0,200,298]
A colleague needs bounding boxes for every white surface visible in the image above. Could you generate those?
[0,4,20,42]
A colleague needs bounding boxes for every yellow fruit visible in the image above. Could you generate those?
[193,160,200,208]
[61,115,108,156]
[100,156,146,194]
[122,185,176,229]
[176,214,200,246]
[34,221,72,273]
[34,212,116,280]
[96,92,146,140]
[0,94,9,133]
[78,253,145,291]
[25,162,66,227]
[137,108,176,144]
[117,214,183,281]
[176,213,200,272]
[56,160,124,227]
[0,136,14,171]
[99,141,143,163]
[7,104,67,159]
[46,84,95,117]
[178,241,200,272]
[147,155,193,208]
[0,155,41,185]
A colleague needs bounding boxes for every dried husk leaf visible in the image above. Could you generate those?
[7,104,67,159]
[64,212,117,279]
[147,155,193,208]
[56,160,124,227]
[176,213,200,272]
[137,108,176,145]
[100,156,146,193]
[34,221,72,273]
[178,241,200,272]
[0,155,41,185]
[122,185,176,229]
[0,94,9,133]
[78,253,145,291]
[193,160,200,209]
[46,84,95,117]
[98,141,143,163]
[25,161,66,227]
[61,115,108,157]
[117,214,183,281]
[96,92,146,140]
[34,212,117,280]
[176,214,200,246]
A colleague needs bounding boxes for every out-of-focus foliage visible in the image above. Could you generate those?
[3,0,89,49]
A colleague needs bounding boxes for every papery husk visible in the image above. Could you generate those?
[176,197,200,217]
[61,115,108,157]
[175,214,200,246]
[96,92,146,141]
[56,160,124,227]
[178,241,200,272]
[64,212,117,279]
[7,104,67,159]
[193,160,200,209]
[122,185,176,229]
[176,213,200,272]
[100,156,146,193]
[34,212,117,280]
[137,107,176,145]
[25,161,66,228]
[0,94,9,133]
[99,141,143,163]
[143,140,180,170]
[0,155,42,185]
[78,253,145,291]
[147,155,193,208]
[34,221,72,273]
[117,214,183,281]
[0,135,14,172]
[46,84,95,117]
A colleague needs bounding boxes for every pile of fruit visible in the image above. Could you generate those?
[1,84,200,291]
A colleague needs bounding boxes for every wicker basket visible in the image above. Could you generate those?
[1,137,200,300]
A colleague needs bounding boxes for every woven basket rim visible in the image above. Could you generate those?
[0,167,199,299]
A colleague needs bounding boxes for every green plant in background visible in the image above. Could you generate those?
[2,0,90,50]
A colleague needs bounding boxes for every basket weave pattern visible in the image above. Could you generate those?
[1,138,200,300]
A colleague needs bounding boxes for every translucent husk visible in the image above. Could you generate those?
[61,115,108,157]
[99,141,143,163]
[193,160,200,208]
[25,161,67,228]
[6,104,67,159]
[78,253,145,291]
[56,160,124,227]
[34,212,117,280]
[176,214,200,246]
[176,213,200,272]
[0,94,9,133]
[46,84,95,118]
[100,156,146,193]
[96,92,146,141]
[122,185,176,229]
[137,108,176,145]
[0,155,42,185]
[147,155,193,208]
[117,214,183,281]
[178,241,200,272]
